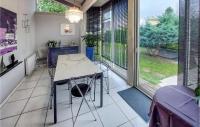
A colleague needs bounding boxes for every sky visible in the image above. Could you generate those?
[140,0,179,25]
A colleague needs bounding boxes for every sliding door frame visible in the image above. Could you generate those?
[127,0,139,86]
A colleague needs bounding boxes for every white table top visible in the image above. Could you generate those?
[54,54,102,82]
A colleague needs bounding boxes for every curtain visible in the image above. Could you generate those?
[178,0,200,88]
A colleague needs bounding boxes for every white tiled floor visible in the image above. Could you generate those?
[0,67,149,127]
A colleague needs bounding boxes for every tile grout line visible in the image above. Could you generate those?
[85,72,130,127]
[3,67,131,127]
[43,73,113,127]
[43,88,115,127]
[16,79,50,92]
[44,102,107,127]
[0,87,107,120]
[14,69,45,127]
[0,79,41,120]
[108,90,136,127]
[6,91,50,104]
[116,121,132,127]
[91,72,131,127]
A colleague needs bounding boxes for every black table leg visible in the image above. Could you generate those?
[100,73,103,107]
[53,83,57,123]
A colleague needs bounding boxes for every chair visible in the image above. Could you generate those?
[93,58,110,101]
[69,75,97,127]
[36,47,47,67]
[47,48,69,109]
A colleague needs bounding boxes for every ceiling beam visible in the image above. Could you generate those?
[55,0,81,8]
[81,0,86,5]
[81,0,97,12]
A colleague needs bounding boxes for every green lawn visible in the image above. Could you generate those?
[139,49,178,85]
[99,43,178,85]
[101,43,128,69]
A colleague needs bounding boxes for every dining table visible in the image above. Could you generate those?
[53,53,103,123]
[149,85,200,127]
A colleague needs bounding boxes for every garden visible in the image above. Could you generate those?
[139,7,179,85]
[100,7,179,85]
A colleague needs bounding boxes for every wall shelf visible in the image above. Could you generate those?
[0,61,23,77]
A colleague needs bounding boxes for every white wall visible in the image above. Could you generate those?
[0,0,36,104]
[0,0,36,65]
[35,12,81,58]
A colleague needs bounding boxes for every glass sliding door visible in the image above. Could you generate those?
[178,0,200,89]
[102,3,113,62]
[86,7,101,58]
[187,0,200,89]
[113,0,128,70]
[101,0,128,78]
[138,0,179,95]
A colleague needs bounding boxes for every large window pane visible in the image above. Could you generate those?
[86,7,101,57]
[87,0,128,78]
[113,0,128,69]
[187,0,199,88]
[179,0,200,89]
[102,5,112,61]
[139,0,179,95]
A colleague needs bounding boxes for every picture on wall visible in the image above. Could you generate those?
[0,7,17,56]
[60,24,75,35]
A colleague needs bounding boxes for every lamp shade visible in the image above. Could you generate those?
[65,7,83,23]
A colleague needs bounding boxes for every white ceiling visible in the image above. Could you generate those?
[63,0,110,9]
[64,0,85,6]
[93,0,110,7]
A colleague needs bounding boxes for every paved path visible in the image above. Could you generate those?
[158,75,178,87]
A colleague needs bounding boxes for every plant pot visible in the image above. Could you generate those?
[86,47,94,61]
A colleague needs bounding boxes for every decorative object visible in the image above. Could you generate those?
[86,47,94,61]
[195,86,200,107]
[65,0,83,23]
[22,14,30,33]
[47,40,58,48]
[195,86,200,96]
[82,34,101,61]
[60,24,75,35]
[0,7,17,56]
[0,56,6,72]
[65,24,70,32]
[10,54,15,65]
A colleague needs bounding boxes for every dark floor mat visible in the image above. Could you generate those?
[118,87,152,122]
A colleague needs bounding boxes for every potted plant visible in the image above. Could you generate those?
[195,86,200,107]
[82,34,101,61]
[46,40,58,48]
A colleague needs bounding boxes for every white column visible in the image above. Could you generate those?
[80,13,87,53]
[127,0,138,86]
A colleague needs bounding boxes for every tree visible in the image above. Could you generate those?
[140,7,179,55]
[37,0,67,13]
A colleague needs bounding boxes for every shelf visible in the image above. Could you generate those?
[0,61,23,77]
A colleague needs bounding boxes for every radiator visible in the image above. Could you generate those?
[25,53,36,75]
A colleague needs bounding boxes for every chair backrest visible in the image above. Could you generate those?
[47,46,79,68]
